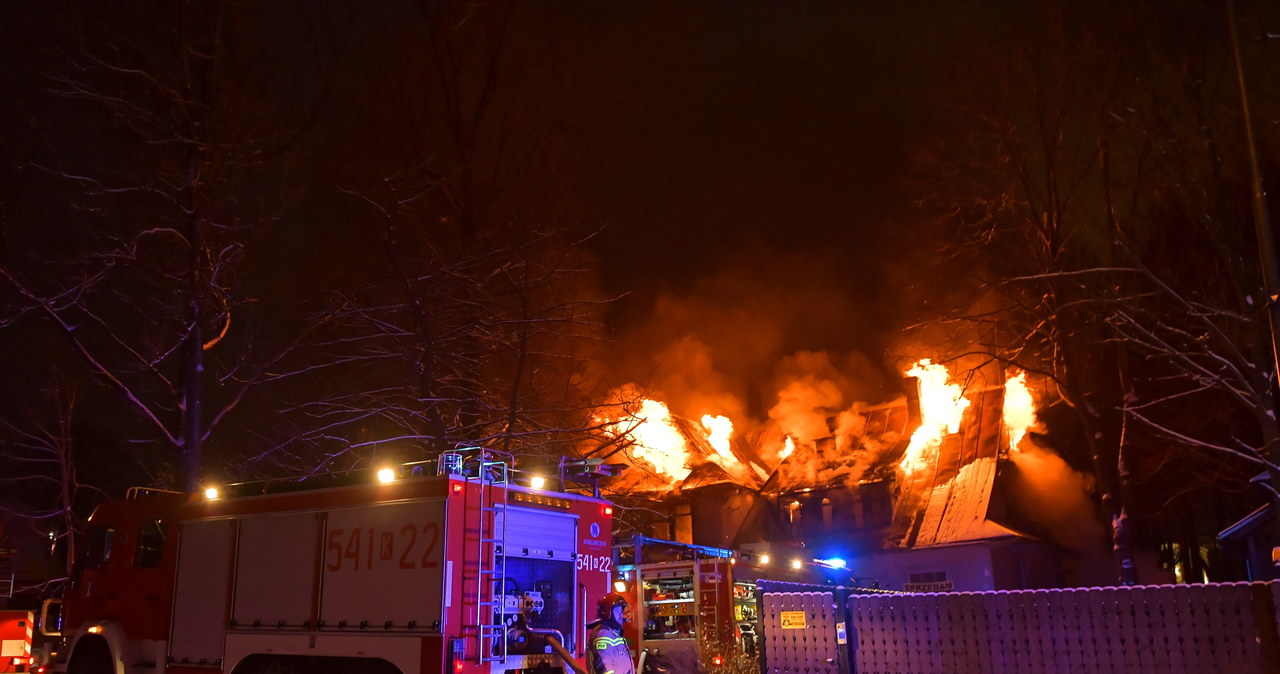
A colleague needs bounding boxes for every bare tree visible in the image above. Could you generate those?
[0,1,346,490]
[0,369,98,593]
[233,0,615,474]
[906,0,1277,582]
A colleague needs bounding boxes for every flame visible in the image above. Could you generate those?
[899,359,970,475]
[611,398,693,482]
[1003,370,1036,452]
[779,436,796,460]
[595,395,696,484]
[701,414,735,460]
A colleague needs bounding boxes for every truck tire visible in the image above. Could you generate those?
[67,636,114,674]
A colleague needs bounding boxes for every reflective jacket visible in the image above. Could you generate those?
[588,619,635,674]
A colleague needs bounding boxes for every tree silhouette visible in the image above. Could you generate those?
[904,0,1278,582]
[0,1,348,490]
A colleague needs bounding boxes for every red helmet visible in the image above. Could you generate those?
[597,592,629,619]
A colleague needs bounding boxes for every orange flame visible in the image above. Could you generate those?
[899,359,970,475]
[701,414,736,461]
[779,436,796,460]
[614,398,693,482]
[1003,370,1036,452]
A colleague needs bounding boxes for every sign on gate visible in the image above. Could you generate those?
[780,611,807,629]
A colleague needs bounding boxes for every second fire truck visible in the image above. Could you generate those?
[614,536,762,672]
[41,448,614,674]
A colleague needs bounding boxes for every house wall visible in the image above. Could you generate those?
[677,484,1063,592]
[853,542,998,592]
[688,484,758,549]
[989,538,1061,589]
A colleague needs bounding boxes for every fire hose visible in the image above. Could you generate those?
[540,632,587,674]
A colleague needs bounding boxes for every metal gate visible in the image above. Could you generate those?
[757,581,850,674]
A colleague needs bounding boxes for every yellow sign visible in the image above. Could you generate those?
[779,611,807,629]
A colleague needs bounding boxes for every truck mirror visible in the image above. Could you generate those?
[39,599,63,637]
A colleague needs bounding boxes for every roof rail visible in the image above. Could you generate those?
[125,486,184,500]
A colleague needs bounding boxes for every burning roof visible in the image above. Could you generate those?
[591,359,1057,550]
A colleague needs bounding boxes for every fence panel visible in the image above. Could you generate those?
[761,580,1280,674]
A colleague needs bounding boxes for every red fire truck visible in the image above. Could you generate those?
[39,449,615,674]
[614,537,763,672]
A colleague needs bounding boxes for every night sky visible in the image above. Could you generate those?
[571,2,998,289]
[557,2,1011,411]
[0,1,1013,435]
[4,0,1279,587]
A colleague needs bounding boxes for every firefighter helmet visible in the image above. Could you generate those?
[597,592,629,619]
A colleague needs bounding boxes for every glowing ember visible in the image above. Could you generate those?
[701,414,736,460]
[899,359,970,475]
[609,398,692,482]
[1003,370,1036,452]
[779,436,796,460]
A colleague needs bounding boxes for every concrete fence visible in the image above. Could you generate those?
[756,580,1280,674]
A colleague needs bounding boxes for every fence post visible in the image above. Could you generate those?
[1252,581,1280,671]
[834,587,853,674]
[755,582,767,674]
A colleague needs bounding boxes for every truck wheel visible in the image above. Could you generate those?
[67,636,114,674]
[232,655,303,674]
[232,655,400,674]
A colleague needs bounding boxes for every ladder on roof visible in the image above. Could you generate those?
[0,545,14,599]
[460,448,512,665]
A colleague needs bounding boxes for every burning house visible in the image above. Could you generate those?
[592,360,1082,592]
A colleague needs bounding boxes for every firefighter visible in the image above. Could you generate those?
[588,592,635,674]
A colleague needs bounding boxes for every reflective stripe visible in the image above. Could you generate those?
[594,636,627,649]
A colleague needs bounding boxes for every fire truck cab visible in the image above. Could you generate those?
[41,449,614,674]
[614,537,760,672]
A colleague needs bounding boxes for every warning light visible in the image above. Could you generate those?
[530,475,546,490]
[87,625,104,634]
[203,487,220,501]
[603,506,613,516]
[791,559,803,570]
[760,555,770,565]
[613,579,628,593]
[453,659,464,673]
[711,656,724,666]
[452,483,464,494]
[376,467,396,484]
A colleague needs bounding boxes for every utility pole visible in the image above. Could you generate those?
[1226,0,1280,571]
[1227,0,1280,385]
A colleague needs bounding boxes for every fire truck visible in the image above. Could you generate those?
[613,537,763,672]
[1,611,35,673]
[39,449,615,674]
